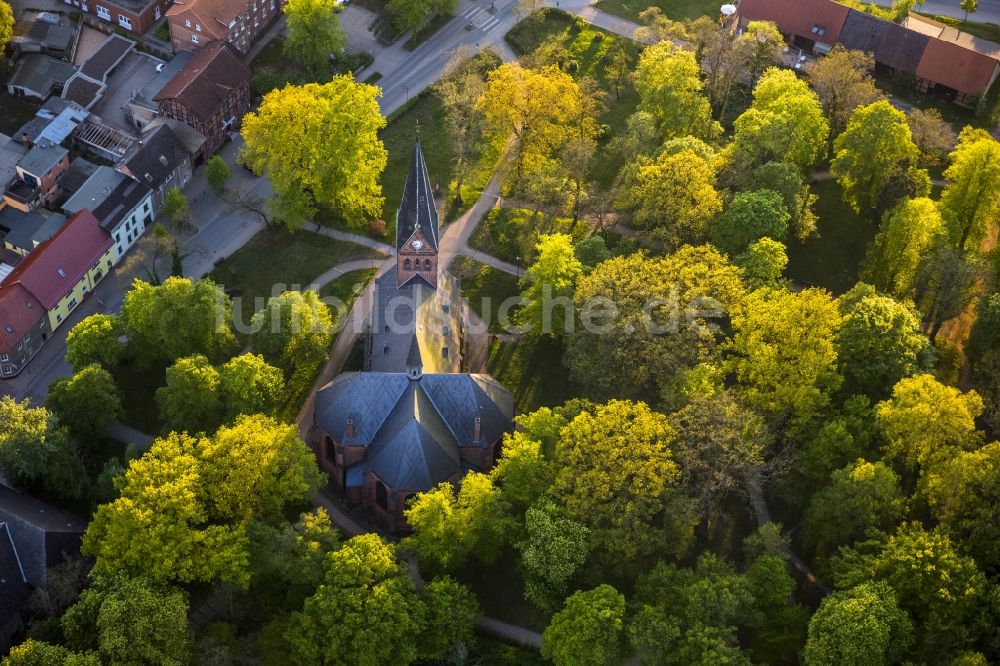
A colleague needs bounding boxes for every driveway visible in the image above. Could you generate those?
[90,51,163,132]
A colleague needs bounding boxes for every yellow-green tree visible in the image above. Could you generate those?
[634,41,719,141]
[831,100,921,215]
[805,45,882,138]
[0,2,13,58]
[476,63,586,183]
[726,288,842,426]
[241,78,387,230]
[940,127,1000,251]
[863,197,947,299]
[518,233,583,337]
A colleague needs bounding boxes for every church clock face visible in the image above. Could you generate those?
[412,240,424,251]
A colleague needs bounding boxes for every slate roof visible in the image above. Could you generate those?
[837,9,887,54]
[17,141,67,178]
[0,485,85,589]
[876,22,929,73]
[60,157,100,196]
[315,372,515,493]
[1,209,66,254]
[153,42,250,126]
[141,118,207,156]
[63,166,151,233]
[7,54,76,97]
[0,210,112,310]
[117,124,190,189]
[396,139,439,251]
[12,14,76,52]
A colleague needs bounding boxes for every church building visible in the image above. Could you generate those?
[311,140,515,531]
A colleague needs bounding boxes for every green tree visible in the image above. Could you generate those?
[542,585,625,666]
[205,155,232,194]
[708,189,789,256]
[803,459,906,562]
[283,0,346,77]
[46,364,123,438]
[218,353,284,421]
[490,430,556,511]
[435,47,488,206]
[863,197,946,299]
[940,127,1000,250]
[836,288,928,400]
[634,41,718,140]
[574,234,612,271]
[728,68,829,173]
[552,400,695,567]
[285,534,424,665]
[875,374,983,469]
[95,576,191,666]
[388,0,457,35]
[241,78,387,229]
[726,288,843,426]
[617,149,722,248]
[403,472,511,571]
[805,45,882,138]
[907,108,956,165]
[162,187,189,227]
[516,500,590,611]
[517,233,583,337]
[156,354,222,434]
[121,277,237,366]
[566,247,745,401]
[0,397,84,500]
[746,161,818,240]
[734,237,788,289]
[1,640,99,666]
[418,577,479,659]
[831,100,922,215]
[914,246,981,340]
[803,581,912,666]
[249,290,334,374]
[65,314,123,372]
[962,0,978,21]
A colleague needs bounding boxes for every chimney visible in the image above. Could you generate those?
[474,416,481,442]
[20,133,31,149]
[346,418,354,439]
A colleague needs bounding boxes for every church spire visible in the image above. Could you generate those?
[395,138,439,252]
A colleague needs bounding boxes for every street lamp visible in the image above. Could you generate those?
[516,255,520,279]
[404,85,410,102]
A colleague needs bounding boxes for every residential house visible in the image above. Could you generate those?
[125,50,194,129]
[3,141,70,212]
[0,485,86,652]
[5,54,76,100]
[0,207,68,256]
[64,166,153,262]
[312,141,515,531]
[61,33,134,110]
[10,12,80,60]
[141,117,207,158]
[734,0,1000,106]
[117,124,193,209]
[153,41,251,160]
[59,157,100,200]
[0,136,27,204]
[167,0,282,54]
[66,0,174,35]
[0,209,116,378]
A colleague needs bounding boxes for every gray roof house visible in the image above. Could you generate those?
[116,124,193,210]
[5,54,76,100]
[312,140,514,531]
[14,98,90,147]
[10,12,79,59]
[0,207,67,256]
[63,166,154,261]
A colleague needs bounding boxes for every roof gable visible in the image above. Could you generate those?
[737,0,851,44]
[154,42,250,124]
[396,139,439,251]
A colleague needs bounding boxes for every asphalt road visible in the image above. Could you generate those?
[872,0,1000,24]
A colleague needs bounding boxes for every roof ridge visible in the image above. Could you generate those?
[1,522,28,584]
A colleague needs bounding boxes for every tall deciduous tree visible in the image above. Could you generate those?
[634,41,718,141]
[241,78,387,230]
[734,237,788,289]
[516,500,590,611]
[156,354,222,434]
[552,400,695,567]
[0,397,85,500]
[805,45,882,138]
[163,187,189,228]
[831,100,922,215]
[907,108,956,165]
[803,582,912,666]
[875,374,983,469]
[0,1,14,56]
[2,640,99,665]
[121,277,237,366]
[65,314,124,372]
[616,148,722,248]
[728,68,829,174]
[283,0,346,77]
[46,365,123,439]
[863,197,946,299]
[542,585,625,666]
[940,127,1000,251]
[435,48,488,206]
[249,290,334,374]
[746,161,818,240]
[836,287,928,400]
[727,288,843,426]
[388,0,457,36]
[517,233,583,337]
[93,575,191,666]
[418,576,479,659]
[490,431,556,510]
[708,189,789,256]
[914,246,981,340]
[218,353,284,420]
[476,63,588,183]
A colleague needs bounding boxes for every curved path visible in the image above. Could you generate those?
[308,258,388,291]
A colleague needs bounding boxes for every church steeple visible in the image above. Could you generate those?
[396,138,439,288]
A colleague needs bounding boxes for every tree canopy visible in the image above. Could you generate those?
[940,127,1000,251]
[542,585,626,666]
[283,0,346,77]
[634,41,718,141]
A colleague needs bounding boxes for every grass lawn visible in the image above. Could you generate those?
[918,12,1000,43]
[785,179,875,294]
[208,226,383,330]
[318,268,378,323]
[455,552,551,632]
[470,208,588,265]
[874,71,983,132]
[594,0,720,23]
[505,11,643,189]
[487,335,582,412]
[248,37,372,95]
[449,256,521,332]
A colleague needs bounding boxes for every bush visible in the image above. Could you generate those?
[368,219,386,238]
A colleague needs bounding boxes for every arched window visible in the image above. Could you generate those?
[423,258,431,271]
[375,480,389,511]
[403,258,411,270]
[324,436,334,462]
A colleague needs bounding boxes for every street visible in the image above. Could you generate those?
[872,0,1000,23]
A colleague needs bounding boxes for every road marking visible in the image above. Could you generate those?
[462,6,484,20]
[481,16,501,32]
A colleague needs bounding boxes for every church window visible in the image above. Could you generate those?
[375,480,389,511]
[403,258,411,270]
[424,258,431,271]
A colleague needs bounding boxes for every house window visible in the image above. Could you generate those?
[2,366,12,377]
[118,14,132,29]
[442,347,449,359]
[21,333,30,344]
[324,436,334,461]
[185,18,191,27]
[56,314,62,324]
[191,33,199,43]
[144,201,150,213]
[96,5,111,19]
[0,354,8,362]
[115,232,121,242]
[68,298,78,309]
[195,22,201,31]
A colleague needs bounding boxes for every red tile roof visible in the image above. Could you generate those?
[0,283,43,352]
[167,0,247,41]
[916,38,1000,94]
[737,0,851,45]
[0,209,112,310]
[153,41,249,125]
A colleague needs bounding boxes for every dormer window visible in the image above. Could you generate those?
[159,155,168,166]
[57,268,66,277]
[144,173,153,183]
[185,18,191,27]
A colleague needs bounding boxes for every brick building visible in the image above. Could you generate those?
[167,0,283,53]
[153,41,251,160]
[61,0,173,35]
